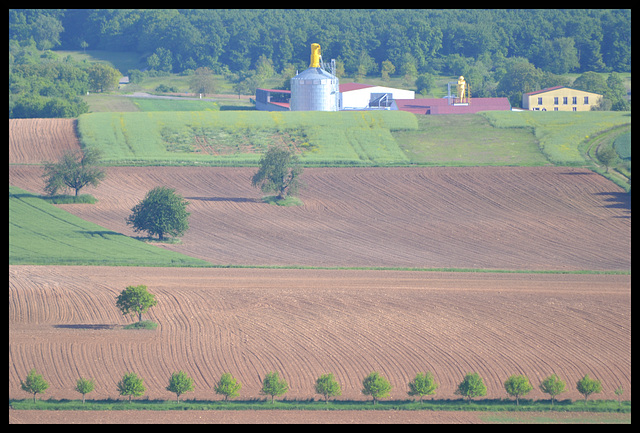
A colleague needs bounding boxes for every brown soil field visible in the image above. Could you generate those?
[9,266,630,404]
[8,165,630,271]
[9,118,631,423]
[9,118,82,164]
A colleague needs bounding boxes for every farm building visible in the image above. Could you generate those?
[255,82,414,112]
[395,97,512,115]
[522,86,602,111]
[254,86,511,115]
[255,88,291,111]
[339,83,415,110]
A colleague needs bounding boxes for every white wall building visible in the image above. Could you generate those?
[339,83,415,110]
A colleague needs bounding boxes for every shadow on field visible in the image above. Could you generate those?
[53,324,118,330]
[594,191,631,216]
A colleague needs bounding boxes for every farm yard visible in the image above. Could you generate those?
[9,115,631,423]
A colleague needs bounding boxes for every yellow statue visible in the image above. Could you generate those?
[310,43,321,68]
[457,76,466,103]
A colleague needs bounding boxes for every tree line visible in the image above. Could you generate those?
[10,9,631,75]
[18,366,620,407]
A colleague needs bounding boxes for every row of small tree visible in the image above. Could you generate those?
[19,368,621,406]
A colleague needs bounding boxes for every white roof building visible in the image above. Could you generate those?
[339,83,415,110]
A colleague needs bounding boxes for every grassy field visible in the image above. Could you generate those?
[77,110,418,166]
[9,185,210,267]
[481,110,631,166]
[9,397,631,414]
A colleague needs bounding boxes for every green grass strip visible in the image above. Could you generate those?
[9,398,631,413]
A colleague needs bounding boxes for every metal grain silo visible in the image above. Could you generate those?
[290,44,339,111]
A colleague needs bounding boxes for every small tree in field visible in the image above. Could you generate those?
[126,186,190,241]
[361,371,392,405]
[408,371,438,403]
[251,146,303,201]
[117,372,145,402]
[166,370,194,402]
[42,148,106,196]
[314,373,342,404]
[75,377,95,404]
[455,372,487,402]
[503,374,533,406]
[116,285,157,323]
[20,369,49,403]
[260,371,289,403]
[576,374,603,403]
[214,373,242,401]
[539,374,566,407]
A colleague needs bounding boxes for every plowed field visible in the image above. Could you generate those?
[9,164,631,271]
[9,266,631,404]
[9,119,82,164]
[9,117,631,423]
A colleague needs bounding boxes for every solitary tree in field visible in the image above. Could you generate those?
[539,374,566,407]
[251,146,303,201]
[116,285,157,323]
[576,374,603,403]
[503,374,533,406]
[314,373,342,404]
[407,371,438,403]
[361,371,392,405]
[20,369,49,403]
[117,372,145,402]
[126,186,190,241]
[42,148,106,196]
[75,377,95,404]
[455,372,487,402]
[260,371,289,403]
[214,373,242,401]
[166,370,195,402]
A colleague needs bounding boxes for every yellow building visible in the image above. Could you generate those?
[522,86,602,111]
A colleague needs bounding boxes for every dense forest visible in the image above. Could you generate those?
[9,9,631,118]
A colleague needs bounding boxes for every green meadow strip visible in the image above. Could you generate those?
[9,398,631,413]
[9,185,210,267]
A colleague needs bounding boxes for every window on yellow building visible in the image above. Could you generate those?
[572,97,577,104]
[563,97,568,104]
[538,97,543,105]
[554,97,559,105]
[584,96,589,104]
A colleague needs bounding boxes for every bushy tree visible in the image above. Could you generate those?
[251,146,302,201]
[20,369,49,403]
[126,186,190,241]
[539,374,566,406]
[503,374,533,406]
[260,371,289,403]
[75,377,95,404]
[361,371,392,405]
[407,371,438,402]
[214,372,242,401]
[314,373,342,404]
[576,374,602,403]
[166,370,194,402]
[455,372,487,402]
[116,285,157,323]
[117,372,145,402]
[42,148,105,197]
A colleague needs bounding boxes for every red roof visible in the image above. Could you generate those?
[395,98,511,115]
[523,86,565,96]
